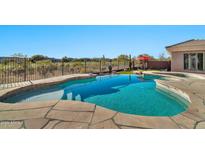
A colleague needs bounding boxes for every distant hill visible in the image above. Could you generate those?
[48,57,61,62]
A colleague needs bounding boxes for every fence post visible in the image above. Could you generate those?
[24,58,27,81]
[132,59,135,69]
[129,54,132,71]
[4,58,6,85]
[99,60,101,73]
[62,61,64,75]
[7,58,10,86]
[84,60,87,73]
[117,59,119,70]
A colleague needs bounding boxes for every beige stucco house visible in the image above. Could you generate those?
[166,39,205,73]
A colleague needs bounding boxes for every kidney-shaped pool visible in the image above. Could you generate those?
[2,74,189,116]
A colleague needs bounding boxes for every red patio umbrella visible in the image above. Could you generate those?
[137,56,151,69]
[137,56,151,61]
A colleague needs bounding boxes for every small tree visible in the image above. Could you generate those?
[31,55,48,62]
[159,52,166,60]
[62,56,70,62]
[158,51,171,61]
[118,54,129,61]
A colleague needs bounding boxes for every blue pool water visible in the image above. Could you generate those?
[4,74,188,116]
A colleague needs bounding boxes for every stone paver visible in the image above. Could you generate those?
[54,100,95,112]
[195,121,205,129]
[91,106,116,124]
[181,112,205,121]
[185,109,205,121]
[120,126,140,129]
[187,92,204,105]
[47,110,93,123]
[113,113,179,128]
[43,120,60,129]
[188,102,205,115]
[54,121,89,129]
[89,120,118,129]
[0,121,23,129]
[0,107,51,121]
[189,81,205,97]
[170,114,196,128]
[0,100,58,111]
[24,118,49,129]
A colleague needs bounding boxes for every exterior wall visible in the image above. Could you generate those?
[171,52,184,71]
[147,61,171,70]
[171,51,205,73]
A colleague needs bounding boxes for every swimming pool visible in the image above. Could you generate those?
[3,74,188,116]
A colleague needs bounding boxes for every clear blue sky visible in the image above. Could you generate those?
[1,25,205,58]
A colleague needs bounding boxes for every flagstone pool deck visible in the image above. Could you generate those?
[0,73,205,129]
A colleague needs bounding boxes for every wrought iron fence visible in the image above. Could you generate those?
[0,57,131,88]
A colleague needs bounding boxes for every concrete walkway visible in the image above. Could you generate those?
[0,73,205,129]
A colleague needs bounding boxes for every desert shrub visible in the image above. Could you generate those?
[36,60,58,77]
[0,64,3,73]
[86,61,100,73]
[70,61,84,73]
[63,63,70,74]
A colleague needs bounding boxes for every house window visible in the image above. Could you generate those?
[197,53,203,70]
[184,54,189,70]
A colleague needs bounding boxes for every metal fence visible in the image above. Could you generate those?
[0,57,130,87]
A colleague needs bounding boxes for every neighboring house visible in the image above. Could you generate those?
[166,39,205,73]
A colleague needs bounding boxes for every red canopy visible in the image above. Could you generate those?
[137,56,151,61]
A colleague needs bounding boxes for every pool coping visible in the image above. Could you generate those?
[0,73,205,129]
[0,73,97,101]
